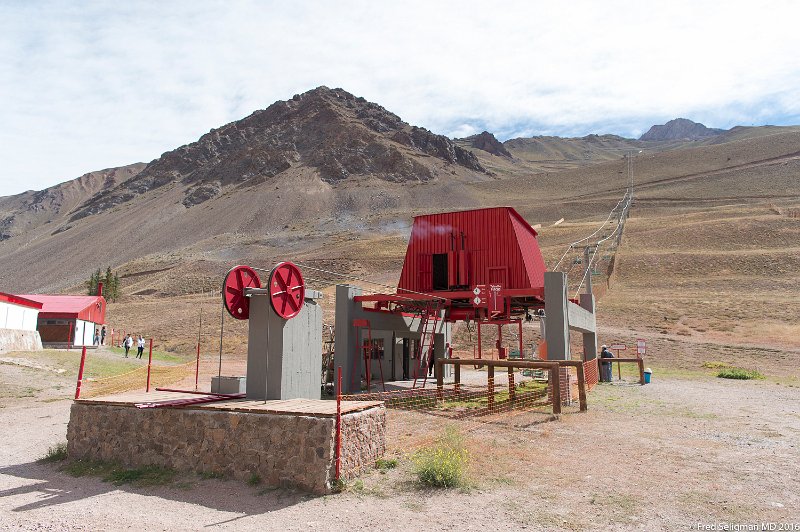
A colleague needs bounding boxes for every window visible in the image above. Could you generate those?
[362,338,384,359]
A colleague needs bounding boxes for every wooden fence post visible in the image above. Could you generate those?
[551,366,562,415]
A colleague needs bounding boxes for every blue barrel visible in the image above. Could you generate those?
[644,369,652,384]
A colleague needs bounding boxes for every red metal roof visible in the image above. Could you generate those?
[398,206,547,293]
[19,294,106,323]
[0,292,43,310]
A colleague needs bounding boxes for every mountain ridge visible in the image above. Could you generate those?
[639,117,725,141]
[70,87,487,222]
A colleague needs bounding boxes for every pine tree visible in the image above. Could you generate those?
[112,273,121,301]
[86,268,101,295]
[104,267,114,299]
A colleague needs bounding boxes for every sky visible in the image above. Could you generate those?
[1,1,799,197]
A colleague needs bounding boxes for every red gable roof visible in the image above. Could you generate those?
[19,294,106,323]
[398,206,547,293]
[0,292,43,310]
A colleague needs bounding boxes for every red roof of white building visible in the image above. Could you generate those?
[19,294,106,323]
[0,292,43,310]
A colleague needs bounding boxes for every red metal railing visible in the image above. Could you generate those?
[74,346,87,399]
[146,338,154,392]
[335,366,342,482]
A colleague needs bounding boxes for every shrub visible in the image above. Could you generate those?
[40,442,68,463]
[247,473,262,486]
[375,458,398,472]
[64,460,176,486]
[717,368,764,380]
[412,426,469,488]
[702,361,731,369]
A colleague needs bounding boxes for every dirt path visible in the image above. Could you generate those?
[1,367,798,530]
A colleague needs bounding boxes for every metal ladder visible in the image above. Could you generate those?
[412,299,442,389]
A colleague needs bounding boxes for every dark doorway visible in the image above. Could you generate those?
[432,253,448,290]
[402,338,410,380]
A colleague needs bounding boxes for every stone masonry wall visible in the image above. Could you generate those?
[67,403,385,494]
[339,407,387,480]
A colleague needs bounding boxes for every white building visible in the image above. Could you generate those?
[0,292,43,351]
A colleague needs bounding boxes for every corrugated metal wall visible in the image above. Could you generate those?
[398,207,546,293]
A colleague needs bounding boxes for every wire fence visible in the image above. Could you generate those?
[333,362,596,481]
[81,359,197,398]
[74,338,202,399]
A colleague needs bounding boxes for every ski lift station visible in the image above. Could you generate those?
[67,205,603,493]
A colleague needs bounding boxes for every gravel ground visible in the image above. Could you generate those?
[1,364,799,530]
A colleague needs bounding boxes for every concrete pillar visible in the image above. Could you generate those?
[580,293,597,361]
[246,294,322,400]
[334,284,361,394]
[544,271,570,360]
[583,246,593,296]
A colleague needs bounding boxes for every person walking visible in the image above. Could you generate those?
[600,344,614,382]
[136,335,145,359]
[94,329,100,346]
[124,334,133,357]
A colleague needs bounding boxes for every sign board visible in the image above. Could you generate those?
[471,285,487,307]
[610,344,627,351]
[489,284,503,314]
[637,338,646,356]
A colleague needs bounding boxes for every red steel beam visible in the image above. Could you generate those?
[354,287,544,303]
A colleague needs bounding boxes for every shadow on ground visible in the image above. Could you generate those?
[0,459,315,525]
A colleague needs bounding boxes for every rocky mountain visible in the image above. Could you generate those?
[3,86,799,296]
[0,163,145,241]
[71,87,486,220]
[639,118,725,141]
[459,131,512,158]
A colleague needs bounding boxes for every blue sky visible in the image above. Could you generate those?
[1,0,799,196]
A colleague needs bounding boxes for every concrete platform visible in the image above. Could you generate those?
[77,390,382,417]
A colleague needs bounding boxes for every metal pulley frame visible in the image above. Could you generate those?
[222,262,306,321]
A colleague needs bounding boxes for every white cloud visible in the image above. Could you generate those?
[1,0,799,195]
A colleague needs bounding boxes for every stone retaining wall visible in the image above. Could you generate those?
[67,402,385,493]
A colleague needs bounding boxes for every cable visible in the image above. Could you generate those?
[252,262,452,304]
[572,195,630,297]
[551,189,631,270]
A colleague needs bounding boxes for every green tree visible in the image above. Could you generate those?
[103,267,117,300]
[86,266,121,300]
[112,273,121,301]
[85,268,101,296]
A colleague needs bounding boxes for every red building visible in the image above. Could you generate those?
[398,206,547,294]
[19,294,107,347]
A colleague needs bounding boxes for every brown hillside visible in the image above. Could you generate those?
[0,89,798,367]
[0,163,145,241]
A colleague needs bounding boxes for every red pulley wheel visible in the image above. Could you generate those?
[223,265,262,320]
[269,261,305,320]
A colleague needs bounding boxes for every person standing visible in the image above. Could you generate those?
[136,335,145,359]
[94,329,100,346]
[100,326,107,346]
[124,334,133,357]
[600,344,614,382]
